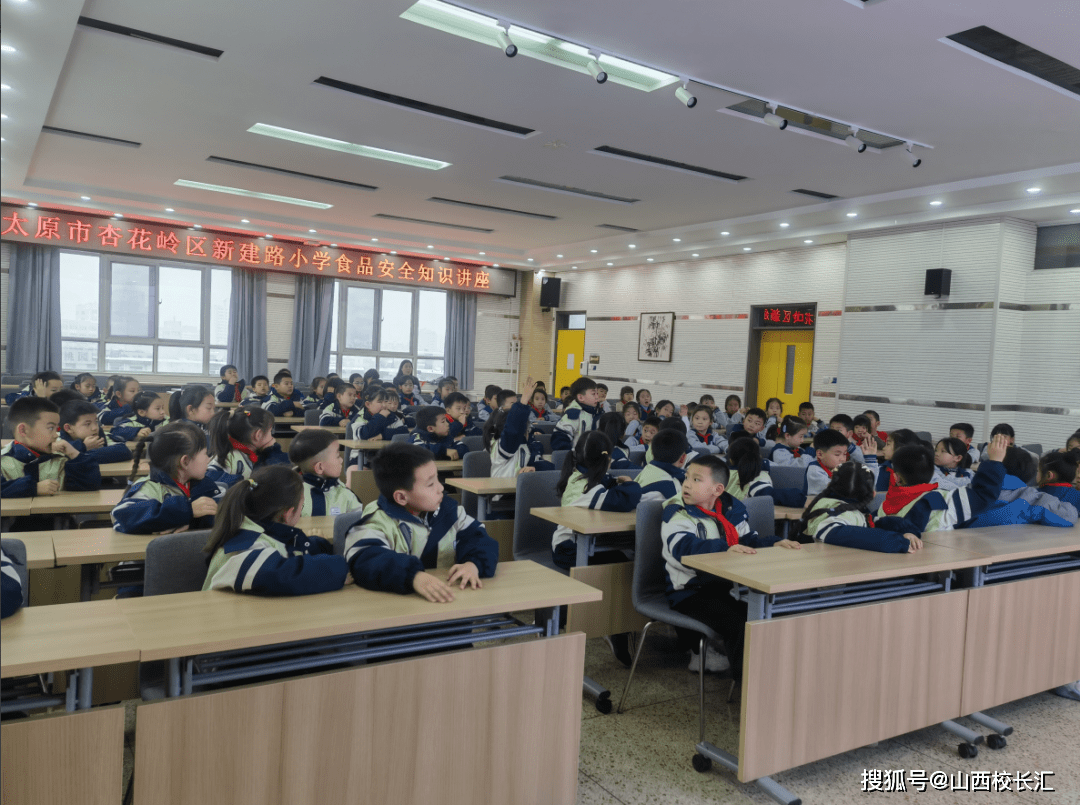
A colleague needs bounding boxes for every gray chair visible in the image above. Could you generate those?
[1,538,30,608]
[617,501,735,723]
[304,408,322,425]
[725,423,739,437]
[914,431,933,445]
[531,432,552,454]
[619,467,641,479]
[1021,443,1043,456]
[530,420,556,434]
[391,432,412,444]
[741,496,775,539]
[551,450,570,471]
[461,450,493,518]
[461,435,484,454]
[511,471,562,571]
[871,492,886,512]
[769,464,805,490]
[333,508,369,557]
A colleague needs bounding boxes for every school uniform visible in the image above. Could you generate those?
[1040,483,1080,510]
[874,460,1005,532]
[60,430,133,465]
[803,459,834,499]
[109,414,164,443]
[430,391,445,408]
[609,446,637,471]
[729,424,767,447]
[550,471,642,569]
[299,473,363,517]
[399,392,421,408]
[384,411,411,434]
[1,441,101,496]
[302,393,323,409]
[527,404,558,424]
[551,400,598,452]
[2,548,23,618]
[847,441,866,464]
[960,475,1078,528]
[636,461,685,502]
[489,402,553,478]
[409,429,469,460]
[803,497,915,552]
[262,388,299,417]
[205,440,260,493]
[449,415,483,439]
[966,445,980,464]
[98,398,133,426]
[320,401,360,428]
[111,468,217,533]
[725,468,774,501]
[638,405,654,419]
[343,495,499,594]
[932,465,974,491]
[214,380,244,403]
[350,409,396,441]
[769,443,814,467]
[4,386,31,405]
[242,392,271,408]
[476,401,494,423]
[712,410,743,430]
[203,516,348,595]
[687,429,725,455]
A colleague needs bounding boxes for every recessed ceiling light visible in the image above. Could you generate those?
[390,250,397,254]
[241,219,250,223]
[0,45,15,53]
[804,239,814,244]
[743,247,752,251]
[0,114,8,120]
[0,84,11,91]
[310,229,318,233]
[527,258,534,262]
[80,196,91,201]
[672,238,681,242]
[646,258,654,262]
[929,200,943,206]
[628,244,636,249]
[607,262,614,266]
[265,234,273,238]
[165,208,174,212]
[590,249,598,253]
[175,179,333,209]
[779,223,790,228]
[1070,208,1080,214]
[556,254,563,258]
[479,252,486,255]
[427,244,433,248]
[846,212,858,218]
[248,123,451,170]
[331,243,337,247]
[493,263,499,267]
[27,202,37,207]
[371,238,378,242]
[1025,187,1041,194]
[572,266,578,269]
[194,224,202,228]
[115,212,122,217]
[720,231,730,236]
[692,253,699,258]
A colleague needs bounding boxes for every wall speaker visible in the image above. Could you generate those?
[540,276,562,308]
[924,268,951,298]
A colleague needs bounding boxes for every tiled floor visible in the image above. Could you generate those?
[574,628,1079,805]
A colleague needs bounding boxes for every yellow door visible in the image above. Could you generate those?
[757,330,814,415]
[554,329,586,395]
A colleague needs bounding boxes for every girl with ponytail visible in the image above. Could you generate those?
[202,466,348,596]
[168,384,217,438]
[205,407,284,492]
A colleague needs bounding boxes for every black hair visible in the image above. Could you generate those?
[102,374,123,398]
[349,373,364,383]
[371,443,435,499]
[863,410,880,423]
[936,437,973,470]
[534,380,547,389]
[272,370,291,385]
[745,407,767,421]
[397,374,415,388]
[363,369,380,383]
[131,392,162,416]
[891,444,935,486]
[764,397,783,414]
[699,394,715,404]
[654,399,675,417]
[495,389,518,408]
[529,388,548,406]
[728,429,755,445]
[309,377,327,396]
[687,404,713,425]
[687,454,729,487]
[813,428,849,453]
[1040,451,1078,485]
[724,394,742,409]
[110,376,138,402]
[595,383,608,392]
[950,422,975,440]
[70,373,97,393]
[887,428,922,450]
[31,371,62,393]
[635,388,651,403]
[779,415,808,438]
[853,414,872,430]
[484,384,501,399]
[1001,447,1036,485]
[415,406,445,432]
[596,412,627,447]
[9,396,59,430]
[651,429,688,464]
[764,424,779,441]
[482,407,509,452]
[728,437,764,489]
[168,384,214,421]
[130,420,207,484]
[397,359,413,375]
[59,400,100,429]
[204,466,304,557]
[798,401,814,413]
[49,388,85,408]
[326,372,340,380]
[208,407,276,464]
[569,376,597,401]
[335,382,356,399]
[436,377,455,392]
[288,428,339,469]
[278,369,292,378]
[250,375,270,388]
[799,462,877,534]
[990,423,1015,439]
[219,364,237,378]
[442,391,470,410]
[620,385,634,398]
[326,378,346,396]
[557,430,613,496]
[658,416,686,434]
[642,415,662,431]
[622,401,641,419]
[829,413,854,430]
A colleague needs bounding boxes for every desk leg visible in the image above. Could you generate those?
[183,659,194,696]
[167,658,181,698]
[747,590,768,621]
[535,606,560,637]
[76,666,94,710]
[80,563,100,602]
[693,743,801,805]
[477,495,489,523]
[573,531,592,567]
[66,671,78,712]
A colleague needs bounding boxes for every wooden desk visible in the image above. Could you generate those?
[530,507,637,567]
[99,460,148,478]
[773,505,805,520]
[294,516,336,539]
[215,402,240,408]
[285,424,346,434]
[434,459,463,474]
[446,476,517,521]
[30,488,124,516]
[339,438,387,450]
[2,497,34,517]
[52,528,155,566]
[920,524,1080,563]
[1,531,56,569]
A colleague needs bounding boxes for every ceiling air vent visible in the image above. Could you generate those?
[77,17,223,58]
[724,99,905,149]
[427,197,556,220]
[791,188,840,200]
[496,176,639,204]
[313,77,535,136]
[944,26,1080,98]
[206,157,377,191]
[596,224,640,232]
[373,214,493,233]
[40,126,141,148]
[593,145,747,182]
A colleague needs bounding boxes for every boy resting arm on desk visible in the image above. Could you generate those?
[343,443,499,602]
[1,397,97,497]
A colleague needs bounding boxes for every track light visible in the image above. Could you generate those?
[845,129,866,153]
[495,26,517,57]
[675,82,696,108]
[763,104,787,130]
[586,54,607,84]
[904,143,922,168]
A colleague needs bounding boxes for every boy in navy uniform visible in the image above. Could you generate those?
[551,377,600,452]
[214,364,246,403]
[2,398,101,497]
[262,371,306,418]
[443,392,482,438]
[244,376,272,406]
[410,406,469,460]
[477,385,501,423]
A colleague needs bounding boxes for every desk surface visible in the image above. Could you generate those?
[339,439,387,450]
[445,477,518,495]
[294,516,337,539]
[286,424,346,434]
[530,506,637,534]
[683,541,989,595]
[120,560,601,662]
[2,532,56,568]
[920,525,1080,563]
[1,599,140,677]
[774,505,806,521]
[30,488,125,515]
[99,460,148,478]
[3,497,34,516]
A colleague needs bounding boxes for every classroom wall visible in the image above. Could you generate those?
[1,241,10,374]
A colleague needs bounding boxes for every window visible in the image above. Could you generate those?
[328,282,447,382]
[59,251,232,375]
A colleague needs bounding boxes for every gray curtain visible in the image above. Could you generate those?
[444,291,477,390]
[289,274,335,384]
[227,267,267,381]
[6,243,62,374]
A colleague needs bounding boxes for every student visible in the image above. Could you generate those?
[261,371,305,418]
[430,377,455,408]
[2,547,23,618]
[653,399,676,420]
[243,375,272,406]
[1039,450,1080,508]
[863,410,888,445]
[320,381,360,427]
[287,429,363,517]
[635,388,654,418]
[202,466,349,595]
[205,406,283,491]
[595,411,638,471]
[349,388,395,444]
[1062,431,1080,455]
[110,392,168,443]
[852,415,873,445]
[770,416,813,467]
[58,400,133,464]
[526,388,557,424]
[380,390,412,434]
[661,455,800,675]
[732,407,768,447]
[698,394,716,416]
[320,377,343,409]
[829,414,866,463]
[70,372,102,403]
[5,371,64,404]
[763,397,783,430]
[556,386,572,413]
[343,443,499,602]
[1,397,99,496]
[398,376,421,408]
[595,383,612,414]
[495,388,518,411]
[804,429,861,499]
[628,415,661,453]
[686,405,724,455]
[348,373,366,395]
[961,448,1077,527]
[363,368,381,387]
[98,376,141,426]
[637,430,688,502]
[725,436,774,501]
[980,423,1015,461]
[949,422,981,464]
[622,401,643,442]
[443,391,482,438]
[111,422,219,533]
[477,385,501,423]
[875,429,921,492]
[485,380,556,478]
[303,377,328,409]
[932,438,974,491]
[410,406,469,460]
[874,435,1008,532]
[214,365,246,403]
[619,386,635,410]
[797,401,823,436]
[713,394,743,431]
[168,385,217,438]
[551,376,600,452]
[800,462,923,553]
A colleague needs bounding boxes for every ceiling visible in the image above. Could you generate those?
[2,0,1078,273]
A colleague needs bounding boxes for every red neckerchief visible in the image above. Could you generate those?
[340,406,352,418]
[229,437,258,464]
[695,502,741,547]
[13,441,42,457]
[530,404,546,418]
[882,481,938,515]
[1043,483,1073,488]
[174,479,192,498]
[233,384,241,402]
[695,430,711,444]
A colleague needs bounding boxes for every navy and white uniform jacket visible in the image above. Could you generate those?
[2,548,23,619]
[550,471,642,562]
[448,417,482,439]
[932,465,973,491]
[803,460,833,499]
[343,495,499,595]
[60,430,133,465]
[637,461,685,502]
[476,401,494,423]
[399,392,421,408]
[409,430,469,460]
[527,405,558,424]
[874,461,1006,533]
[299,473,362,518]
[111,468,218,533]
[729,424,767,447]
[98,399,132,426]
[203,517,348,596]
[489,402,545,478]
[4,385,31,405]
[243,392,272,408]
[320,402,360,428]
[769,443,814,467]
[214,380,244,403]
[351,410,395,441]
[966,445,980,464]
[1,441,100,496]
[609,446,637,471]
[804,497,915,553]
[262,389,298,417]
[551,401,598,452]
[1041,483,1080,510]
[110,414,164,443]
[430,392,444,408]
[712,411,743,430]
[687,429,725,455]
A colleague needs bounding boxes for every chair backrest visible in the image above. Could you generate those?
[531,432,552,454]
[391,432,412,444]
[1,538,30,606]
[461,449,493,517]
[402,405,421,416]
[144,530,213,596]
[1021,443,1043,456]
[0,407,12,440]
[304,408,321,425]
[619,467,641,479]
[333,508,369,556]
[871,491,886,512]
[461,435,484,454]
[531,420,556,434]
[769,464,805,490]
[631,500,667,605]
[512,471,561,559]
[725,423,738,436]
[914,431,932,445]
[348,469,380,506]
[742,496,775,539]
[551,450,570,472]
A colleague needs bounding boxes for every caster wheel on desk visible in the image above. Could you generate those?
[595,695,612,714]
[692,754,712,773]
[958,742,978,759]
[986,734,1007,750]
